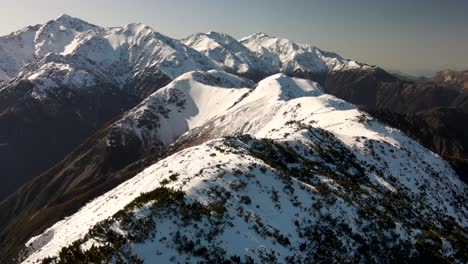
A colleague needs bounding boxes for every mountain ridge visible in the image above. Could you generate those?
[0,14,377,200]
[0,15,467,264]
[19,71,468,263]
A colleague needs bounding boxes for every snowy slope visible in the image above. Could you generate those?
[21,73,468,263]
[111,70,254,146]
[34,14,102,57]
[182,32,275,75]
[0,14,101,81]
[21,23,221,94]
[1,15,220,94]
[0,15,375,97]
[182,31,371,78]
[185,74,467,222]
[2,14,467,264]
[0,25,38,81]
[240,33,370,74]
[1,15,372,86]
[63,23,220,82]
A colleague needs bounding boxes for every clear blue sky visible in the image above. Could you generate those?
[0,0,467,76]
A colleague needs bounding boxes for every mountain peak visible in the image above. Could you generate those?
[21,61,468,263]
[205,31,222,35]
[252,32,271,38]
[205,31,230,39]
[203,31,241,45]
[52,13,95,27]
[123,22,155,35]
[185,31,235,43]
[55,13,74,20]
[253,73,323,101]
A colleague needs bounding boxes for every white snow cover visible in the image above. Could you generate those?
[193,74,467,219]
[0,14,220,89]
[182,32,274,75]
[183,31,370,77]
[20,23,221,94]
[1,14,372,87]
[0,14,100,81]
[65,23,220,81]
[113,70,254,145]
[240,32,370,73]
[34,14,102,57]
[22,73,468,263]
[0,26,37,80]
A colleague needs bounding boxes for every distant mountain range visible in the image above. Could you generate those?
[433,69,468,89]
[0,15,467,264]
[0,14,370,200]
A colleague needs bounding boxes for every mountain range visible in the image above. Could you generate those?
[0,15,467,263]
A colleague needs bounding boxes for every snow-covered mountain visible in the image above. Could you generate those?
[0,14,100,81]
[182,31,371,81]
[0,14,222,84]
[0,25,38,81]
[4,20,221,98]
[1,12,381,201]
[2,15,468,264]
[0,15,371,95]
[111,70,254,148]
[0,15,375,110]
[21,72,468,263]
[182,32,275,78]
[240,32,370,74]
[0,15,223,200]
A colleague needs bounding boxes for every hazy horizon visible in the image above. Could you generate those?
[1,0,466,76]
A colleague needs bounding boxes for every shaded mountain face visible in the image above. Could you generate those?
[371,108,468,182]
[0,15,100,81]
[319,68,468,183]
[228,33,468,168]
[18,72,468,264]
[0,63,171,199]
[387,71,429,83]
[0,71,256,262]
[0,16,222,199]
[2,71,467,263]
[0,79,141,199]
[0,15,467,264]
[320,68,468,114]
[0,21,376,200]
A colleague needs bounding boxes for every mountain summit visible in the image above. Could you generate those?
[0,15,467,264]
[21,70,468,263]
[0,15,374,200]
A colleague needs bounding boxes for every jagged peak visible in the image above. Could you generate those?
[250,32,271,38]
[187,31,253,47]
[205,31,243,46]
[4,24,40,38]
[123,22,153,32]
[50,13,99,29]
[183,31,234,43]
[240,32,315,50]
[238,32,270,43]
[55,13,74,21]
[118,23,162,40]
[205,31,232,38]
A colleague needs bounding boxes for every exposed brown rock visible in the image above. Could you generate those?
[433,69,468,89]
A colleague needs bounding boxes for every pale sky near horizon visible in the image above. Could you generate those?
[0,0,466,76]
